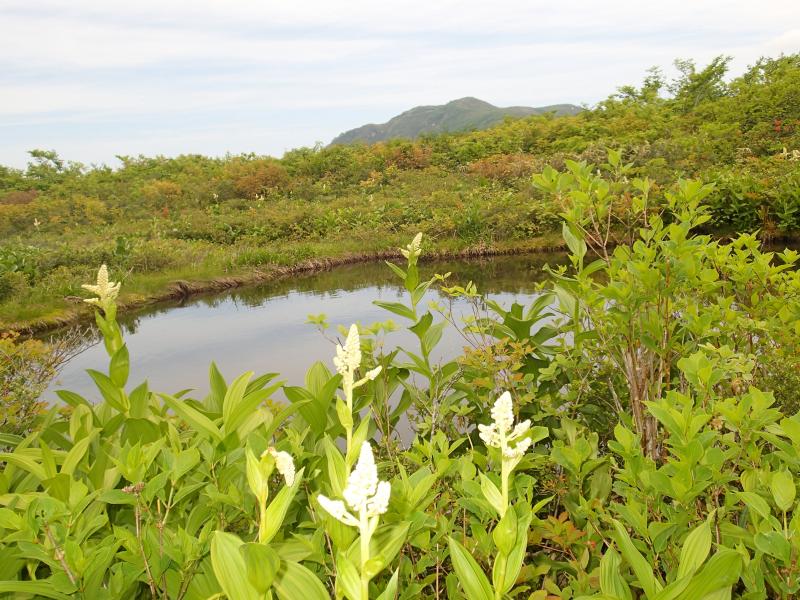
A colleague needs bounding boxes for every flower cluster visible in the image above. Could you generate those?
[335,326,382,382]
[264,447,295,486]
[478,391,532,462]
[334,324,362,376]
[82,264,121,312]
[334,324,382,402]
[400,232,423,262]
[318,442,390,527]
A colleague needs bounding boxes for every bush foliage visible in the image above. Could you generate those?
[2,155,800,598]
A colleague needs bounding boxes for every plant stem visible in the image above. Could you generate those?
[360,511,370,600]
[258,496,268,543]
[43,521,78,588]
[501,459,509,517]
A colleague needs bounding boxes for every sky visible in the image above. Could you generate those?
[1,0,798,168]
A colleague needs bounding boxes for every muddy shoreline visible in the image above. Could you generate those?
[7,240,570,336]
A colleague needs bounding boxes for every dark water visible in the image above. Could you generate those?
[45,253,564,402]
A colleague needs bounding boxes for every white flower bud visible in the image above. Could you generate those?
[364,366,382,381]
[509,419,531,441]
[503,437,532,459]
[317,495,358,527]
[266,447,296,486]
[367,480,391,517]
[478,423,500,448]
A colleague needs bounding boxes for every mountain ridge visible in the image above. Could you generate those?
[330,97,582,145]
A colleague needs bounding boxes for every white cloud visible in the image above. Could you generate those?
[0,0,797,166]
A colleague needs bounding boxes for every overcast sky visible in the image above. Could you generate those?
[1,0,798,168]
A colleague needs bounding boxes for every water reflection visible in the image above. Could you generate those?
[45,253,565,401]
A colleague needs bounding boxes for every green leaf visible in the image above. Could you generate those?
[771,470,796,512]
[677,519,712,578]
[324,437,348,496]
[0,452,46,480]
[347,522,410,568]
[373,300,417,321]
[735,491,773,521]
[284,386,326,434]
[210,531,260,600]
[754,531,791,563]
[98,489,137,505]
[491,507,517,556]
[221,371,253,431]
[0,508,22,530]
[227,380,283,437]
[246,448,265,499]
[0,581,72,599]
[612,519,663,599]
[335,552,361,600]
[128,381,150,418]
[493,506,531,594]
[208,361,228,412]
[109,344,130,388]
[241,543,280,593]
[376,569,399,600]
[562,222,587,261]
[87,369,128,412]
[479,473,504,516]
[61,430,97,476]
[675,548,742,599]
[160,393,222,443]
[261,468,304,544]
[272,560,329,600]
[384,260,406,281]
[447,537,493,600]
[600,548,632,600]
[55,390,90,409]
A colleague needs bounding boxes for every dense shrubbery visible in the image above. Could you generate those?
[1,54,799,329]
[2,159,800,598]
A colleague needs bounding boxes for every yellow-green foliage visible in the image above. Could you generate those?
[0,332,53,435]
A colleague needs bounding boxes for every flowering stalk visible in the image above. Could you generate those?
[334,324,381,456]
[82,264,121,319]
[318,442,390,600]
[400,232,423,264]
[478,391,532,516]
[82,264,124,356]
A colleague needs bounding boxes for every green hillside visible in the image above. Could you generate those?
[330,96,582,144]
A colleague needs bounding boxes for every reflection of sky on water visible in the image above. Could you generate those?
[46,254,562,402]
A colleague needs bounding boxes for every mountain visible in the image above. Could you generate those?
[330,97,582,145]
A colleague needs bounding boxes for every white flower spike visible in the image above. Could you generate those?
[82,264,121,310]
[400,232,423,261]
[478,391,533,516]
[480,392,530,443]
[334,324,362,376]
[332,323,381,455]
[317,442,390,527]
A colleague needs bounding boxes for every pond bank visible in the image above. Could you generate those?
[7,236,568,336]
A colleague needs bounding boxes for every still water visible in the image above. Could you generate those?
[46,253,564,402]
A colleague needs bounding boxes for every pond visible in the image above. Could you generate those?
[45,253,565,402]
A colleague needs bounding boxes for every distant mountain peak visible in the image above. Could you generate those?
[331,98,581,145]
